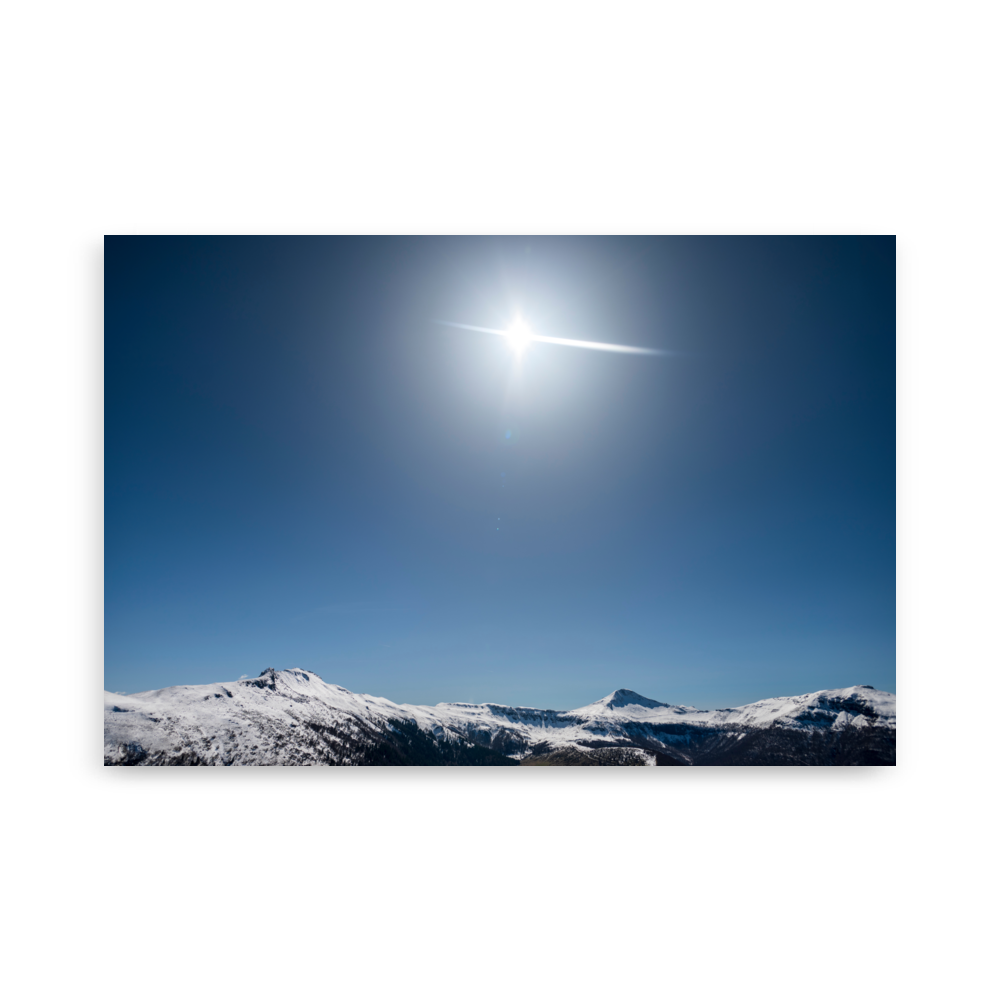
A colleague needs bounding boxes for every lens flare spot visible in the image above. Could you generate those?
[506,318,533,356]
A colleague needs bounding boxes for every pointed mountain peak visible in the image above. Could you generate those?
[594,689,670,710]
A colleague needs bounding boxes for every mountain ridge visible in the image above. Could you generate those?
[105,669,896,766]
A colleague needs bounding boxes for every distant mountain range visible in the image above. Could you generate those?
[104,668,896,766]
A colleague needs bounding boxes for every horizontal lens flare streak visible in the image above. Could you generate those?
[433,320,507,336]
[433,319,666,355]
[532,334,663,355]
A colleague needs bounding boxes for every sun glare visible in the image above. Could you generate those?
[506,318,533,356]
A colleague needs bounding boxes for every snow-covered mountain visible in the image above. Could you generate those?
[105,669,896,766]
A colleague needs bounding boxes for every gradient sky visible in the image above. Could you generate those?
[105,236,895,708]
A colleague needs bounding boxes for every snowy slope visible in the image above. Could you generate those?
[105,671,896,766]
[105,668,405,766]
[417,685,895,762]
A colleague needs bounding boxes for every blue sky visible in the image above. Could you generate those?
[105,236,894,708]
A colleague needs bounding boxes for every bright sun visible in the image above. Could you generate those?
[506,318,533,356]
